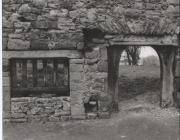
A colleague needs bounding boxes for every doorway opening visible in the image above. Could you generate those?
[107,45,176,112]
[118,46,161,110]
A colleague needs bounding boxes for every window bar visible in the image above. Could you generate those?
[11,60,17,88]
[43,59,47,87]
[53,59,58,87]
[32,60,37,87]
[22,59,27,87]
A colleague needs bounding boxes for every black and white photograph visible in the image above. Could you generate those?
[1,0,180,139]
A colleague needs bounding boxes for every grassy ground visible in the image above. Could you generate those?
[4,65,180,140]
[118,65,160,102]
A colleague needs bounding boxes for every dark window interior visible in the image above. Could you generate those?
[10,58,70,97]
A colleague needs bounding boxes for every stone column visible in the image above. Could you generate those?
[69,59,86,119]
[107,46,125,112]
[154,46,176,107]
[3,58,11,121]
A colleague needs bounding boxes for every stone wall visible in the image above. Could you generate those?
[3,49,111,121]
[2,0,180,122]
[2,0,180,51]
[10,97,70,122]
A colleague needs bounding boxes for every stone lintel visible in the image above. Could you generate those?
[3,50,83,59]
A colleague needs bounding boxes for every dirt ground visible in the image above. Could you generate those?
[3,65,180,140]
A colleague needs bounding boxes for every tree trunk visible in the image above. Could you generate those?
[107,46,125,112]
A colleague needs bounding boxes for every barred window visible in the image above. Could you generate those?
[10,58,69,97]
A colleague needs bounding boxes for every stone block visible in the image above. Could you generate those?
[49,116,60,122]
[61,116,71,121]
[20,13,37,21]
[98,112,110,119]
[167,0,179,5]
[30,39,49,50]
[11,112,26,119]
[11,97,30,102]
[3,87,10,102]
[84,65,97,72]
[54,110,70,116]
[10,118,27,123]
[2,63,9,72]
[85,59,99,65]
[3,72,9,77]
[3,77,10,87]
[76,42,84,50]
[97,60,108,72]
[70,59,84,64]
[85,50,99,59]
[71,104,85,117]
[100,47,107,60]
[72,115,86,120]
[32,0,47,8]
[70,64,84,72]
[32,21,49,29]
[2,38,8,50]
[70,72,83,81]
[3,112,11,119]
[8,39,30,50]
[63,101,70,111]
[87,113,98,119]
[14,22,31,30]
[18,4,32,13]
[3,101,11,114]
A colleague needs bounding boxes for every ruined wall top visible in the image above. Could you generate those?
[2,0,180,50]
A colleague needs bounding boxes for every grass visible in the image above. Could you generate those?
[118,65,160,101]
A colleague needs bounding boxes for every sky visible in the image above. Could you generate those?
[140,46,158,58]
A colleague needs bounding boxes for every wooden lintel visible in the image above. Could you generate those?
[106,35,179,47]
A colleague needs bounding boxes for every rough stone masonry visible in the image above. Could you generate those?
[2,0,180,122]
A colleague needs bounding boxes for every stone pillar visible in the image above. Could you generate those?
[154,46,176,107]
[107,46,125,112]
[69,59,86,119]
[3,58,11,121]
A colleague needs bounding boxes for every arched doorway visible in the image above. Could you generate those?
[118,46,160,105]
[107,45,177,112]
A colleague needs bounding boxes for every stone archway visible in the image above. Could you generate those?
[107,44,177,112]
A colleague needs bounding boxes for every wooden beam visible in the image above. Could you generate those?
[155,46,176,107]
[107,46,125,112]
[106,35,179,47]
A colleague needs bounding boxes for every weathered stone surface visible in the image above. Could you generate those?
[87,113,97,119]
[30,39,49,50]
[70,59,84,64]
[70,64,84,72]
[98,112,110,119]
[2,38,8,50]
[8,39,30,50]
[11,97,71,122]
[49,116,60,122]
[85,50,99,59]
[97,60,108,72]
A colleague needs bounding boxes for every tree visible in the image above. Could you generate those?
[125,46,141,65]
